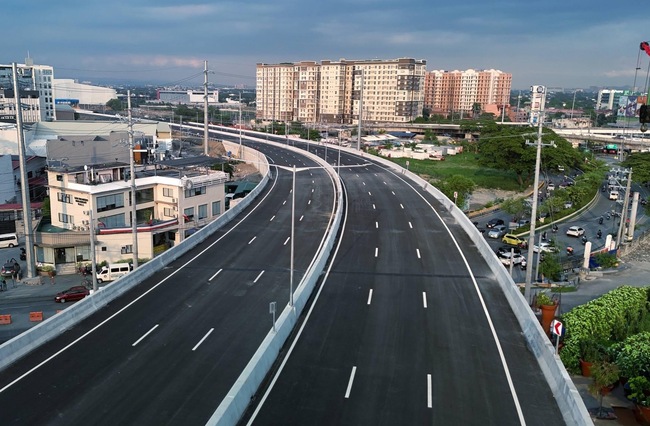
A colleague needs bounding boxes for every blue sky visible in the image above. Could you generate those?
[3,1,648,90]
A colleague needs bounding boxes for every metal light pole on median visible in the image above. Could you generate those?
[127,91,139,269]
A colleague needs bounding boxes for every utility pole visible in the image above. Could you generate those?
[12,63,35,278]
[524,85,554,304]
[127,91,139,269]
[616,168,632,248]
[203,60,209,156]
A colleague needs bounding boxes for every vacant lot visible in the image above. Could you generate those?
[388,152,524,191]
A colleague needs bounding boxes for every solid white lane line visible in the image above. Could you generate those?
[209,269,223,281]
[270,215,275,222]
[253,270,265,283]
[299,215,304,222]
[248,236,257,245]
[427,374,432,408]
[400,203,404,209]
[375,222,379,229]
[283,237,290,246]
[192,328,214,351]
[375,247,379,258]
[367,289,373,305]
[416,249,421,259]
[422,292,428,308]
[132,324,159,347]
[345,366,357,398]
[409,222,413,229]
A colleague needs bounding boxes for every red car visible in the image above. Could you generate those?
[54,286,90,303]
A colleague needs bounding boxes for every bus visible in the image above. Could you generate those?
[0,233,18,248]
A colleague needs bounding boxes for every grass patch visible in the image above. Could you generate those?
[551,286,577,293]
[389,152,523,190]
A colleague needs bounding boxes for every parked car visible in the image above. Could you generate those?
[566,226,585,237]
[547,182,555,191]
[54,286,90,303]
[532,242,558,253]
[517,219,531,228]
[486,218,505,229]
[487,225,507,239]
[502,234,528,248]
[500,252,526,266]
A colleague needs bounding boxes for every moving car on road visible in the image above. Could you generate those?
[487,225,507,239]
[566,226,585,237]
[486,218,505,228]
[54,286,90,303]
[502,234,528,248]
[499,252,526,266]
[532,241,558,253]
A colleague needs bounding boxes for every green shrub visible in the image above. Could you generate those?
[610,332,650,379]
[559,286,649,373]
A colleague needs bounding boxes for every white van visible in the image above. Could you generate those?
[96,263,133,283]
[609,191,619,201]
[0,233,18,249]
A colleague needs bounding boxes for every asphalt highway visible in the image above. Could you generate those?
[0,142,337,425]
[242,141,565,425]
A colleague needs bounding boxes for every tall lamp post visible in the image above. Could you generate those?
[127,91,139,269]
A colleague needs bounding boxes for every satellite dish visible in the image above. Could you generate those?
[184,179,193,190]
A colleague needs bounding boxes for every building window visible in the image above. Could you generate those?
[183,207,194,222]
[198,204,207,220]
[57,192,72,203]
[121,245,133,254]
[97,193,125,212]
[212,201,221,216]
[163,207,173,217]
[136,188,154,203]
[97,213,126,228]
[184,186,206,198]
[58,213,73,223]
[163,187,174,197]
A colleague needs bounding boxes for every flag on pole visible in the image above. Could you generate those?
[640,41,650,56]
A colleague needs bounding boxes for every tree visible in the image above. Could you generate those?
[106,98,123,111]
[499,197,529,220]
[622,152,650,185]
[437,175,476,208]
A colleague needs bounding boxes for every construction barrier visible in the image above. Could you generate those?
[29,312,43,322]
[0,315,11,325]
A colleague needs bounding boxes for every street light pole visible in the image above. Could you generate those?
[290,165,296,307]
[88,208,98,292]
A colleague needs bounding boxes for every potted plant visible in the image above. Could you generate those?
[37,265,55,276]
[535,291,557,336]
[578,339,606,377]
[627,376,650,422]
[589,361,620,420]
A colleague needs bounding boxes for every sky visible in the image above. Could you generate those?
[3,1,649,91]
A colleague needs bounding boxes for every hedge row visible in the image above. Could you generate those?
[559,285,649,373]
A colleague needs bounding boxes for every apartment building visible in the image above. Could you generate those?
[0,59,55,123]
[596,89,625,111]
[256,58,427,124]
[424,69,512,117]
[39,155,228,271]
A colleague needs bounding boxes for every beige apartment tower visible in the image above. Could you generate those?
[256,58,427,125]
[424,69,512,117]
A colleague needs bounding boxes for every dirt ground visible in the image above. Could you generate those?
[469,188,523,210]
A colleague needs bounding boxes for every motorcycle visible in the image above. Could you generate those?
[597,230,602,239]
[581,235,588,245]
[566,246,574,256]
[598,216,604,225]
[605,213,611,220]
[19,248,26,261]
[520,259,527,271]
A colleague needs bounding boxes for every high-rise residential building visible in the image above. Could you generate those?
[256,58,427,124]
[0,59,55,123]
[596,89,624,111]
[424,69,512,117]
